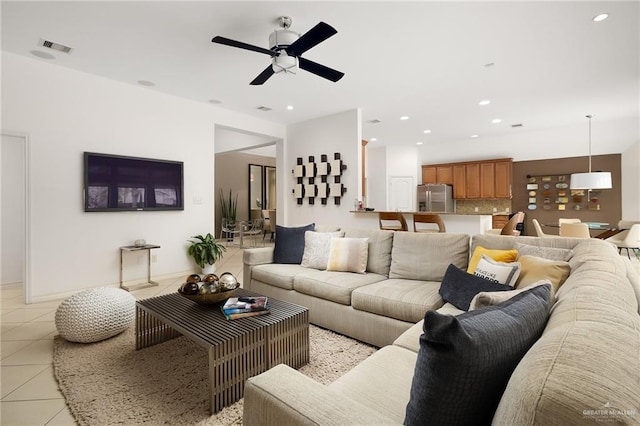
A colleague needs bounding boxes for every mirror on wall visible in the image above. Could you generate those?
[249,164,264,220]
[264,166,276,210]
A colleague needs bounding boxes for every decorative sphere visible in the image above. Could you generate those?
[186,274,202,283]
[203,274,218,284]
[180,281,200,295]
[219,272,238,291]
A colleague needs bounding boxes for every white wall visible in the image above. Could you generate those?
[1,134,26,286]
[622,140,640,220]
[365,146,386,210]
[1,52,285,302]
[284,109,362,228]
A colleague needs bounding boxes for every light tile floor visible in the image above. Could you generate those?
[0,240,253,426]
[0,241,637,425]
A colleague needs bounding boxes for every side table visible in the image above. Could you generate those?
[119,244,160,291]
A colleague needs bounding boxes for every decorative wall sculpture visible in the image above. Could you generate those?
[292,153,347,205]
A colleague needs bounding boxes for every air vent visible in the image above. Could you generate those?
[511,123,524,128]
[257,106,272,111]
[368,119,382,124]
[38,39,73,54]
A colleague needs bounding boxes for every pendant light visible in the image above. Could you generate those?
[569,115,612,190]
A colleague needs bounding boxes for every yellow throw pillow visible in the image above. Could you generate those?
[327,237,369,274]
[515,255,571,293]
[468,246,519,274]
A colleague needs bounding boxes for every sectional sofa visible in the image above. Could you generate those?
[242,229,640,425]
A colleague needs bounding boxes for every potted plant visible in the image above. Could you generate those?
[219,189,238,241]
[187,233,227,274]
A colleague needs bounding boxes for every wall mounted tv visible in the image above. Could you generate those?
[84,152,184,212]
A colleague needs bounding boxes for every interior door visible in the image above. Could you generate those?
[389,176,414,211]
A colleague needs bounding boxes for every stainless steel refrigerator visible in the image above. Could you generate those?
[417,184,454,213]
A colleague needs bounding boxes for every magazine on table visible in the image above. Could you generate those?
[222,296,268,315]
[223,309,271,320]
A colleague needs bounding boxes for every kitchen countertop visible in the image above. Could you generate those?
[349,210,495,216]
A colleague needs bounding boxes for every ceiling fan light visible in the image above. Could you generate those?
[569,172,612,190]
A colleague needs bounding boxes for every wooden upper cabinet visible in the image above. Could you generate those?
[422,158,512,199]
[465,163,481,199]
[422,166,437,184]
[480,162,495,198]
[436,165,453,185]
[494,160,512,199]
[452,164,466,199]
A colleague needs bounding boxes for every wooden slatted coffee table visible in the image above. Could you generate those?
[135,288,309,413]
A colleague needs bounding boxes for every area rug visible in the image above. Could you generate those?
[53,325,377,425]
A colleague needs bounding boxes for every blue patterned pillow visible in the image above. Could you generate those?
[404,285,552,426]
[273,223,315,264]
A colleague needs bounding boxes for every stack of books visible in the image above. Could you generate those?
[221,296,269,320]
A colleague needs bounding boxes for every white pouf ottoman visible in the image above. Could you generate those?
[55,287,136,343]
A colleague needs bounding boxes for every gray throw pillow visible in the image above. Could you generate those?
[273,223,315,264]
[404,285,552,426]
[439,263,512,311]
[514,242,573,261]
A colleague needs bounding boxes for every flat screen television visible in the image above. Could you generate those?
[84,152,184,212]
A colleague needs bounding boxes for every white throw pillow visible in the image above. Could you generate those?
[326,237,369,274]
[300,231,344,270]
[472,255,521,286]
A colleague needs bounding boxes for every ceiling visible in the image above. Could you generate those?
[2,1,638,155]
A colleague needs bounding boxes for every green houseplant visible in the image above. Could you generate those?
[219,189,239,241]
[187,233,226,274]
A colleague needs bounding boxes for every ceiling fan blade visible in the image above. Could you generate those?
[298,57,344,82]
[286,22,337,57]
[212,36,276,57]
[250,65,275,85]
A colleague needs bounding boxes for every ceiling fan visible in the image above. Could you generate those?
[211,16,344,85]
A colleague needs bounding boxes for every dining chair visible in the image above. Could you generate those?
[607,224,640,259]
[378,212,408,231]
[413,213,446,233]
[531,219,552,238]
[559,218,581,225]
[266,209,276,241]
[499,211,525,236]
[261,210,272,239]
[244,218,264,247]
[559,222,591,238]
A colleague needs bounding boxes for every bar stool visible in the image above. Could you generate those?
[413,213,446,233]
[378,212,408,231]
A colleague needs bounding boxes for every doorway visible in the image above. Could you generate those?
[1,133,29,303]
[388,176,414,211]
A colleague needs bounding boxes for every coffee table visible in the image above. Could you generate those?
[135,288,309,413]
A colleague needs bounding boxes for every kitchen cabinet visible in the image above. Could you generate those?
[421,165,452,185]
[422,166,437,184]
[452,164,466,199]
[423,158,512,200]
[465,163,481,199]
[492,214,510,229]
[480,162,495,198]
[494,160,512,198]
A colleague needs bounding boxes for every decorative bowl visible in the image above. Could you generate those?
[178,282,239,305]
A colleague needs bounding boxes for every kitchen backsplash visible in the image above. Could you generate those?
[456,199,512,215]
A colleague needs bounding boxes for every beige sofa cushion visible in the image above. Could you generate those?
[351,279,443,323]
[389,233,469,281]
[343,228,394,276]
[328,345,417,425]
[293,271,387,305]
[251,264,314,290]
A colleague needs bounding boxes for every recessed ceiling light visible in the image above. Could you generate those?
[137,80,155,87]
[30,50,55,60]
[370,138,377,142]
[471,134,479,138]
[492,119,502,124]
[478,100,491,106]
[208,99,222,104]
[400,116,409,120]
[593,13,609,22]
[423,129,432,134]
[416,142,423,145]
[287,105,294,110]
